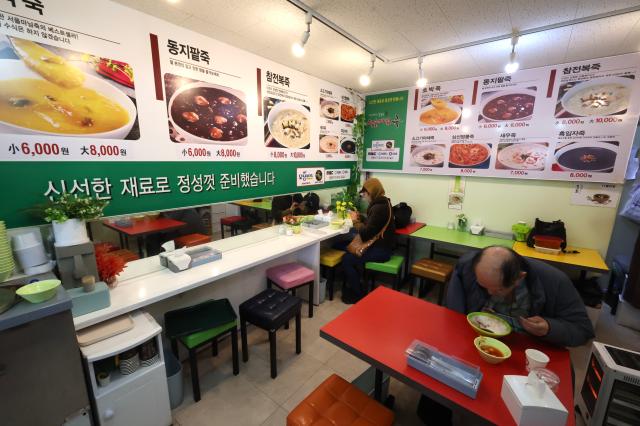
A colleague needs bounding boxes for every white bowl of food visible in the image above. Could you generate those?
[168,81,248,145]
[559,76,632,117]
[448,143,491,167]
[0,59,136,139]
[411,144,445,167]
[267,101,310,149]
[497,143,548,170]
[419,99,461,125]
[480,88,537,122]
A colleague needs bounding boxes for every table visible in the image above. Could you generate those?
[233,199,272,223]
[513,242,608,278]
[320,287,574,426]
[395,222,426,279]
[410,225,514,259]
[103,218,187,258]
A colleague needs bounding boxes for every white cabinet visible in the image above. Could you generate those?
[81,311,171,426]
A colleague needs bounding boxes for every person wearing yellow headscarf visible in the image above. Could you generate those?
[341,178,396,304]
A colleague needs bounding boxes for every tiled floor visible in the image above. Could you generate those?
[172,283,640,426]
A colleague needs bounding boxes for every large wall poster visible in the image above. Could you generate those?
[0,0,358,227]
[364,53,640,184]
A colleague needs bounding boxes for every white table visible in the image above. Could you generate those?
[74,226,343,330]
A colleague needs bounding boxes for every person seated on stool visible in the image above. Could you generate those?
[271,193,303,224]
[417,245,594,425]
[340,178,395,304]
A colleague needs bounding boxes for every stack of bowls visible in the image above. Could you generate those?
[119,349,140,375]
[12,231,49,274]
[0,221,15,282]
[139,340,159,367]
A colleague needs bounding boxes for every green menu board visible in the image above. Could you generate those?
[363,91,409,171]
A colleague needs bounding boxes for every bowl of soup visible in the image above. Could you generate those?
[560,77,632,117]
[0,59,136,139]
[474,336,512,364]
[555,142,617,172]
[267,101,310,149]
[480,89,536,122]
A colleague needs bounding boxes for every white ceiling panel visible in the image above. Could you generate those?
[111,0,640,93]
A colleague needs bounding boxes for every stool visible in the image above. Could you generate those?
[267,263,315,318]
[410,258,454,305]
[287,373,394,426]
[240,289,302,379]
[220,216,246,239]
[164,299,239,402]
[232,219,252,236]
[320,248,345,301]
[174,233,211,248]
[365,255,405,293]
[109,249,139,263]
[251,222,271,231]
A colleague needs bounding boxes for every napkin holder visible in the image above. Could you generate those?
[501,373,568,426]
[166,247,222,273]
[469,225,485,235]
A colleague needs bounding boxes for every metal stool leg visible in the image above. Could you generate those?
[231,327,239,375]
[308,280,314,318]
[211,337,218,356]
[295,311,301,354]
[438,281,447,305]
[328,266,335,301]
[188,348,201,402]
[170,339,179,359]
[269,330,277,378]
[241,317,248,362]
[220,223,225,239]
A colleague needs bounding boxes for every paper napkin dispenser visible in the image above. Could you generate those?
[501,372,568,426]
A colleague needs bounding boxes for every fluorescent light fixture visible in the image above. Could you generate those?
[291,12,312,58]
[360,53,376,87]
[166,0,180,4]
[416,56,427,88]
[504,33,520,74]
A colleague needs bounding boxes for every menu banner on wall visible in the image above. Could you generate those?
[364,54,640,183]
[0,0,356,227]
[363,91,408,170]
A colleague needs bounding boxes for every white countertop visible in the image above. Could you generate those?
[74,226,342,330]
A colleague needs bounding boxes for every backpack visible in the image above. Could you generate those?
[526,218,567,251]
[393,202,412,229]
[303,192,320,213]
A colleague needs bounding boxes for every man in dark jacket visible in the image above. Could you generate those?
[445,246,594,347]
[341,178,395,304]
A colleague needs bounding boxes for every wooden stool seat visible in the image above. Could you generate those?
[251,222,271,231]
[287,373,394,426]
[174,233,211,248]
[109,249,139,263]
[410,258,454,304]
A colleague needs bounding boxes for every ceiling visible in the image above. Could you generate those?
[113,0,640,92]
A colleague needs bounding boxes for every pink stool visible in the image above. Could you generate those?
[266,263,315,318]
[220,216,246,239]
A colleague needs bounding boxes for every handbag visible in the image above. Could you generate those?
[393,202,412,229]
[347,200,393,257]
[526,218,567,251]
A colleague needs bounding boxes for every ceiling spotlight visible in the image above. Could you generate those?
[291,12,312,58]
[504,33,519,74]
[166,0,180,3]
[416,56,427,88]
[359,53,376,87]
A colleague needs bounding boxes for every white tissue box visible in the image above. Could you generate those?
[501,375,567,426]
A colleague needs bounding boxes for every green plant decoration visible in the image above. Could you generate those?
[38,193,109,223]
[457,213,468,231]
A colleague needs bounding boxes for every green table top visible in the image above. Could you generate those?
[233,199,272,211]
[410,226,514,250]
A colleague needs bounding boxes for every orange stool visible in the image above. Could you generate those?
[110,249,139,263]
[287,374,394,426]
[220,216,246,239]
[174,233,211,248]
[410,258,454,305]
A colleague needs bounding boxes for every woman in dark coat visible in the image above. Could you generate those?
[341,178,395,304]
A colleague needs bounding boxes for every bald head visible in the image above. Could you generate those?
[473,246,527,296]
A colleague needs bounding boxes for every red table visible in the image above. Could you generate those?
[103,218,187,257]
[320,287,574,425]
[395,222,426,279]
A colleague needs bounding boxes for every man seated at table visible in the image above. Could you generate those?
[445,245,594,347]
[418,245,594,425]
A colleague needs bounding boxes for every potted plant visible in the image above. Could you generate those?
[95,244,126,287]
[39,193,108,246]
[457,213,468,232]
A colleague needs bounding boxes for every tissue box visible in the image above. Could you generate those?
[501,375,567,426]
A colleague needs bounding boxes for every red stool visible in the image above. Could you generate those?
[267,263,315,318]
[220,216,246,239]
[174,233,211,248]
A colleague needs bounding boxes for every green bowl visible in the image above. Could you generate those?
[467,312,512,338]
[16,279,61,303]
[474,336,512,364]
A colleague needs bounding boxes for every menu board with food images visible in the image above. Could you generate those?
[0,0,357,228]
[365,53,640,183]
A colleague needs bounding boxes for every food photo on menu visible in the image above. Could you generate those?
[0,34,139,140]
[319,98,339,120]
[164,73,248,145]
[495,142,549,170]
[418,95,464,126]
[340,102,356,123]
[478,87,536,122]
[448,143,492,169]
[339,137,356,154]
[263,96,310,149]
[552,141,618,173]
[554,75,634,118]
[410,143,446,168]
[319,134,339,153]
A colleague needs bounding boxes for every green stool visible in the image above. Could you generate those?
[164,299,239,402]
[365,255,405,293]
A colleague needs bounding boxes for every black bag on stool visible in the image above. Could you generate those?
[393,202,412,229]
[526,218,568,251]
